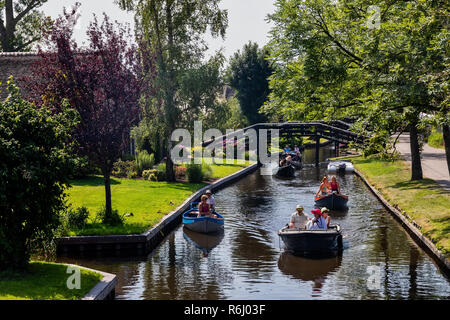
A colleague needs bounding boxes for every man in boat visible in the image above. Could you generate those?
[289,205,309,229]
[205,189,216,213]
[306,209,328,230]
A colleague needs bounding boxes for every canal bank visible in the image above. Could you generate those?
[348,156,450,275]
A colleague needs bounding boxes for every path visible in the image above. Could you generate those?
[396,134,450,191]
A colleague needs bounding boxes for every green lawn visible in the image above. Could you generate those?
[427,130,445,149]
[0,262,102,300]
[65,160,253,236]
[351,156,450,258]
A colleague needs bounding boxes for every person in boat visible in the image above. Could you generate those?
[198,195,212,218]
[205,189,216,212]
[285,154,292,164]
[329,176,341,194]
[316,176,330,197]
[306,209,328,230]
[321,207,331,228]
[283,145,291,153]
[289,205,309,229]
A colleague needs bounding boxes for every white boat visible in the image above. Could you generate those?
[327,161,354,173]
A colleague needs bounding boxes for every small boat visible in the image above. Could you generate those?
[182,203,224,234]
[278,225,343,253]
[276,165,296,178]
[327,161,354,173]
[315,193,349,211]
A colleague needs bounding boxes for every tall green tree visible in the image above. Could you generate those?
[263,0,448,180]
[118,0,228,181]
[227,42,272,125]
[0,80,77,271]
[0,0,52,51]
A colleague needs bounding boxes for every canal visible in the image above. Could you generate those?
[59,148,450,300]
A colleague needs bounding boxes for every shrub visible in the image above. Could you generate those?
[186,163,204,183]
[112,160,137,178]
[155,163,166,181]
[201,163,213,180]
[136,150,155,176]
[175,166,187,178]
[96,206,124,226]
[142,169,156,180]
[65,206,90,229]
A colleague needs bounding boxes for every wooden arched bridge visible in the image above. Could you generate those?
[202,121,365,167]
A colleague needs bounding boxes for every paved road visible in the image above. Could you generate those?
[396,134,450,191]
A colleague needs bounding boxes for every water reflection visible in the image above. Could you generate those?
[183,228,224,257]
[278,252,343,296]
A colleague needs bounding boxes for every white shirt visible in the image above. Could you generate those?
[290,212,308,229]
[206,195,215,210]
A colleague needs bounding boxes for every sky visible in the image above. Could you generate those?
[40,0,277,60]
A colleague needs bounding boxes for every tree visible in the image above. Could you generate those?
[227,42,273,125]
[0,0,52,51]
[0,79,77,271]
[118,0,228,181]
[22,5,141,221]
[263,0,448,180]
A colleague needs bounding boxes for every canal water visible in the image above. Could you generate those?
[59,148,450,300]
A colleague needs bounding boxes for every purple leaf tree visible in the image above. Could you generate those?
[22,4,144,222]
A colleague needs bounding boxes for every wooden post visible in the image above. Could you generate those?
[335,141,339,157]
[315,135,320,167]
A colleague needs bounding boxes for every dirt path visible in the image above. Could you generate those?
[396,134,450,191]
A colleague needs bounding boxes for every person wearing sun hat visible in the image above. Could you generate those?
[205,189,215,213]
[289,205,309,229]
[321,207,331,228]
[307,208,328,230]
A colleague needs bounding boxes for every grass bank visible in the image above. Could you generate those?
[0,262,102,300]
[350,156,450,258]
[65,160,253,236]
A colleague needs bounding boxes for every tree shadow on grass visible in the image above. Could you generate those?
[389,178,444,192]
[69,176,121,187]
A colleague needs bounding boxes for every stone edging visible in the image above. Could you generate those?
[57,162,260,254]
[354,168,450,274]
[61,264,117,300]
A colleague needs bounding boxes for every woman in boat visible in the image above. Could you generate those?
[321,207,331,228]
[306,209,328,230]
[329,176,341,194]
[316,176,330,197]
[198,195,212,218]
